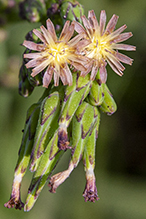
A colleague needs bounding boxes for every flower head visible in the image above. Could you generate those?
[74,10,136,82]
[23,19,89,87]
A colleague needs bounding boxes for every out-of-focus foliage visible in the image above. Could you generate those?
[0,0,146,218]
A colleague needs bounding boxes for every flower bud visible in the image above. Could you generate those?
[19,0,47,23]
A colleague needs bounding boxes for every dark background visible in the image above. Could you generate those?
[0,0,146,218]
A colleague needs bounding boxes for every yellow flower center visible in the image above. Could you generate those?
[86,33,111,62]
[45,42,70,65]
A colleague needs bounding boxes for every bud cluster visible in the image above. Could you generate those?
[4,0,135,212]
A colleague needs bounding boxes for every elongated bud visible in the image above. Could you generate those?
[88,71,105,106]
[30,91,61,172]
[100,84,117,115]
[49,102,98,193]
[24,130,64,211]
[83,110,100,202]
[4,103,40,210]
[58,73,92,150]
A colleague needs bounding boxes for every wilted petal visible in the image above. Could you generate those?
[49,164,74,193]
[83,172,99,202]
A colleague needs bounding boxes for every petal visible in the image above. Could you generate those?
[91,15,99,30]
[24,52,42,59]
[113,32,133,43]
[63,22,75,42]
[115,51,134,65]
[90,63,99,80]
[100,10,106,35]
[106,57,123,76]
[106,51,125,71]
[88,10,98,30]
[23,40,44,51]
[54,69,60,86]
[31,59,50,77]
[43,66,53,88]
[25,58,42,68]
[104,24,127,42]
[68,54,90,65]
[61,63,72,86]
[82,15,93,37]
[75,39,91,52]
[60,69,68,85]
[71,61,87,71]
[33,29,47,44]
[68,32,85,47]
[73,20,87,35]
[46,19,57,42]
[104,14,119,35]
[59,21,70,41]
[80,61,93,77]
[40,25,54,45]
[112,43,136,51]
[99,64,107,83]
[59,22,74,42]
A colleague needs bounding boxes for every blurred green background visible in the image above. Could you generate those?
[0,0,146,218]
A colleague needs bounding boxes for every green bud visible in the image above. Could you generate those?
[30,91,61,172]
[60,0,84,24]
[19,0,47,23]
[83,126,99,202]
[24,130,64,211]
[88,71,105,106]
[4,102,41,210]
[100,84,117,115]
[58,73,92,150]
